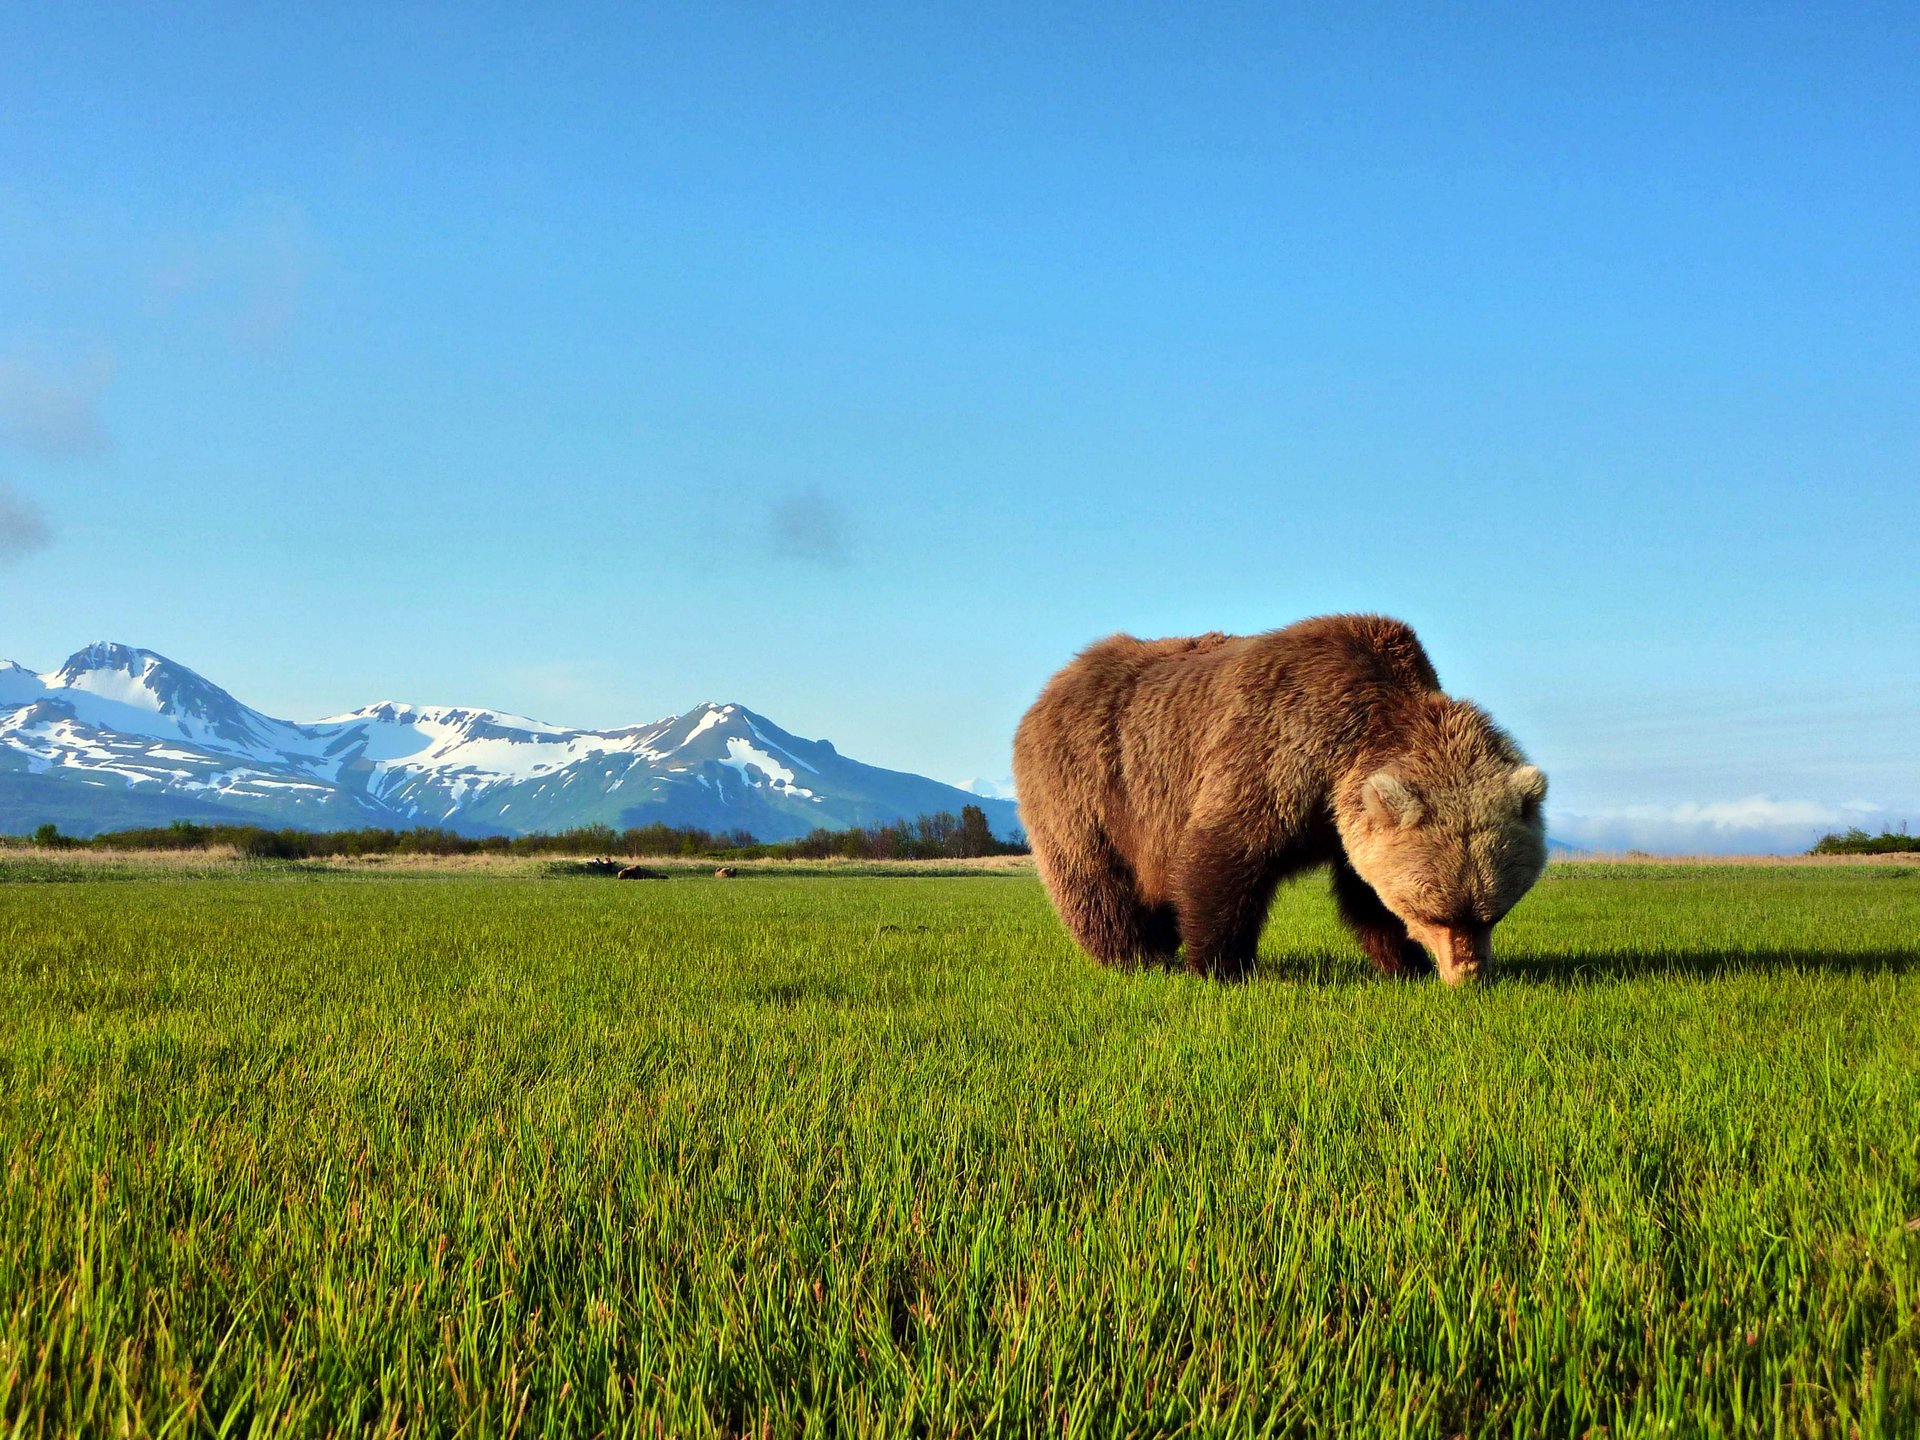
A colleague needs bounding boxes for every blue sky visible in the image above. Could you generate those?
[2,2,1915,851]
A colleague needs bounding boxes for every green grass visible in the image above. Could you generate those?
[1,864,1916,1437]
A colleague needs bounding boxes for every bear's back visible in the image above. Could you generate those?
[1109,615,1438,748]
[1014,630,1236,763]
[1014,616,1440,816]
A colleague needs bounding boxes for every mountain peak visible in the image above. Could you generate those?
[37,642,304,760]
[49,643,237,713]
[56,641,162,681]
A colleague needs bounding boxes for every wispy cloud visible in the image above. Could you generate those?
[495,661,637,727]
[1550,796,1900,855]
[149,198,311,351]
[769,486,852,567]
[0,350,116,459]
[0,482,53,563]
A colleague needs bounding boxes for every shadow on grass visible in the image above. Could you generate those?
[1495,946,1920,985]
[1242,947,1920,987]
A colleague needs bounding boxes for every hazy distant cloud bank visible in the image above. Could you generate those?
[769,487,852,567]
[0,351,116,459]
[0,482,52,562]
[958,777,1018,801]
[1551,796,1901,855]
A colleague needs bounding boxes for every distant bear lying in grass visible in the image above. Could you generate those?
[1011,615,1548,984]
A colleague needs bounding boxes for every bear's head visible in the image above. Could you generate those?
[1335,697,1548,986]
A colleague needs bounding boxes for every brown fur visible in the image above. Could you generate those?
[1010,615,1547,983]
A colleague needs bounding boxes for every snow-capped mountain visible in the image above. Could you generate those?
[0,643,1023,841]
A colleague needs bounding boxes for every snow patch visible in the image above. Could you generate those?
[676,707,728,749]
[720,737,815,798]
[58,658,167,714]
[745,717,817,773]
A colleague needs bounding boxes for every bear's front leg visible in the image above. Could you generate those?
[1330,858,1435,979]
[1170,823,1281,981]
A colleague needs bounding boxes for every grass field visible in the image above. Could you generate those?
[2,860,1916,1437]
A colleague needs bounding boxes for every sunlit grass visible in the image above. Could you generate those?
[1,864,1916,1436]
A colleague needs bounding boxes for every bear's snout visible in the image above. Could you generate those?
[1407,922,1492,987]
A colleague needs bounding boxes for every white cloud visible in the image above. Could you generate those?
[1550,796,1899,856]
[957,776,1018,800]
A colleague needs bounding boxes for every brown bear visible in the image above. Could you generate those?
[1010,615,1547,984]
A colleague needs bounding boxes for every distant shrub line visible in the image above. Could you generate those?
[15,805,1027,862]
[1809,826,1918,856]
[772,806,1024,861]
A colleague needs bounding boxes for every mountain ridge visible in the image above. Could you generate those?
[0,643,1022,842]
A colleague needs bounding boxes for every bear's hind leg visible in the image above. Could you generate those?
[1035,843,1173,968]
[1169,823,1284,981]
[1331,859,1434,979]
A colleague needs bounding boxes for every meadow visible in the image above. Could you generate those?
[0,858,1915,1437]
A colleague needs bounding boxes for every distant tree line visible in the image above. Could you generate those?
[772,805,1024,861]
[17,805,1026,862]
[1809,825,1917,856]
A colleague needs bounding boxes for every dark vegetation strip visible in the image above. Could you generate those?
[10,805,1028,862]
[1812,826,1920,856]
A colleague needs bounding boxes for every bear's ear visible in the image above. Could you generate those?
[1362,772,1424,829]
[1509,764,1547,815]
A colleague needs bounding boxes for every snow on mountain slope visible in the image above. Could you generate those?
[0,644,1023,841]
[42,643,323,762]
[0,662,42,707]
[0,645,366,820]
